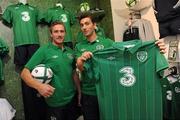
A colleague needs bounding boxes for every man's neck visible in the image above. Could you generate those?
[87,32,97,43]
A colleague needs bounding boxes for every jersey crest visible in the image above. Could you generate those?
[119,66,136,87]
[136,51,147,62]
[96,45,104,50]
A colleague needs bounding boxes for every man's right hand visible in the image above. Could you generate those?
[37,83,55,98]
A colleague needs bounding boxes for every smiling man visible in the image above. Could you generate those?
[21,21,80,120]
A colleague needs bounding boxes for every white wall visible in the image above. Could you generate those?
[110,0,160,41]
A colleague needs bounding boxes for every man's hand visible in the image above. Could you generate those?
[155,39,167,54]
[76,51,93,71]
[37,83,55,98]
[80,51,93,61]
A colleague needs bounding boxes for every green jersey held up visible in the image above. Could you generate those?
[85,40,168,120]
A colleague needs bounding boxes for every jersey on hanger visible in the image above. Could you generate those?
[2,3,41,46]
[44,7,75,42]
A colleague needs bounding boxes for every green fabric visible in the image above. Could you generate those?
[75,36,113,95]
[0,38,9,85]
[76,26,106,43]
[25,42,75,107]
[2,3,41,46]
[85,40,168,120]
[44,7,76,42]
[161,75,180,120]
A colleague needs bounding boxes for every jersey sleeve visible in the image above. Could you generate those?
[155,46,169,76]
[0,38,9,57]
[44,8,52,24]
[25,47,45,71]
[2,6,12,24]
[84,58,100,82]
[36,8,44,23]
[74,44,82,58]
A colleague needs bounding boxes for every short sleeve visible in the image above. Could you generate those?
[155,47,169,76]
[84,58,100,82]
[44,8,53,24]
[25,47,45,70]
[2,6,12,24]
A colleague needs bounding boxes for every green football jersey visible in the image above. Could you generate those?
[2,3,41,47]
[25,42,75,107]
[161,77,173,120]
[0,38,9,85]
[85,40,168,120]
[44,7,76,42]
[75,36,113,95]
[163,75,180,120]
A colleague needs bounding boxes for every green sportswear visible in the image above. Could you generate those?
[25,42,75,107]
[2,3,41,46]
[75,36,113,95]
[85,40,168,120]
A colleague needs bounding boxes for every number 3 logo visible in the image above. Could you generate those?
[119,66,136,87]
[61,14,67,22]
[21,11,30,22]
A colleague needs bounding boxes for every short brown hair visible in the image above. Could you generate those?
[77,11,95,23]
[49,21,66,33]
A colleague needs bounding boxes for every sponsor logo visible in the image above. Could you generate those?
[107,56,116,60]
[21,11,30,21]
[50,116,57,120]
[119,66,136,87]
[52,55,58,59]
[166,90,172,100]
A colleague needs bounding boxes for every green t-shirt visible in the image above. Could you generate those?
[44,7,75,42]
[85,40,168,120]
[2,3,41,47]
[161,75,180,120]
[25,42,75,107]
[76,26,106,43]
[75,36,113,95]
[0,38,9,85]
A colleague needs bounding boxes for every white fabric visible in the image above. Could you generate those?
[0,98,16,120]
[19,0,27,4]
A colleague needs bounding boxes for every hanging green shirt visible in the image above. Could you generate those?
[25,42,75,107]
[0,38,9,85]
[44,7,76,42]
[161,75,180,120]
[85,40,168,120]
[75,36,113,95]
[2,3,41,46]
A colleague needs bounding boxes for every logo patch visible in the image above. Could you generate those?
[96,45,104,50]
[21,11,30,21]
[67,53,73,59]
[52,55,58,59]
[119,66,136,87]
[136,51,147,62]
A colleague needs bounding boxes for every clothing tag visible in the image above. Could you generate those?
[168,40,179,61]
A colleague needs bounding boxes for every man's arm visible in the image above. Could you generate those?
[76,51,93,72]
[21,68,55,98]
[73,70,81,106]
